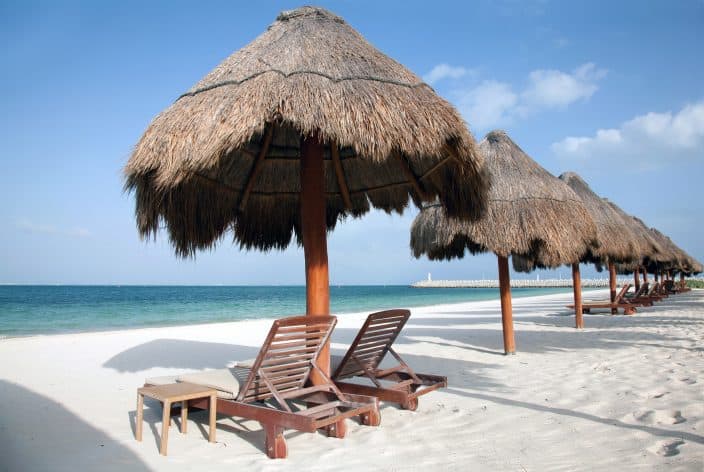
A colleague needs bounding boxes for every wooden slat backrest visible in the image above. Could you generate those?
[332,309,410,380]
[237,316,336,403]
[615,284,630,303]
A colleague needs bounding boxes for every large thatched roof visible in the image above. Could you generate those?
[559,172,640,265]
[605,202,662,274]
[410,131,597,271]
[647,228,686,272]
[125,6,488,256]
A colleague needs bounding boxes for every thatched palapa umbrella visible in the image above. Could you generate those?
[410,131,596,353]
[605,200,662,288]
[558,172,641,325]
[648,228,685,284]
[125,7,489,380]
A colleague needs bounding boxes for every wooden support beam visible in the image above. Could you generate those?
[330,141,353,210]
[394,151,430,201]
[239,124,275,211]
[572,263,583,329]
[634,267,641,291]
[300,134,331,385]
[609,262,617,315]
[497,255,515,354]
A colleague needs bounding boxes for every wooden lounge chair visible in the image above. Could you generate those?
[625,283,648,300]
[625,282,664,304]
[145,316,380,459]
[567,284,639,315]
[643,282,668,300]
[624,283,654,306]
[330,309,447,411]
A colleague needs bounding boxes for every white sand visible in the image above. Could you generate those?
[1,289,702,471]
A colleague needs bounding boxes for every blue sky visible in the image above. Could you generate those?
[1,0,702,285]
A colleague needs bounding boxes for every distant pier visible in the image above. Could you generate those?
[411,278,627,288]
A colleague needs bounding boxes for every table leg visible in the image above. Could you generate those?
[208,394,216,443]
[181,400,188,434]
[160,400,170,456]
[136,392,144,441]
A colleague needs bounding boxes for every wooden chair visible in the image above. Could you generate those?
[623,283,654,306]
[568,284,641,315]
[153,316,380,459]
[331,309,447,411]
[642,282,668,300]
[625,282,664,304]
[625,283,648,300]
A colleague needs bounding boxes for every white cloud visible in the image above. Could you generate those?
[522,63,607,109]
[443,62,606,132]
[551,100,704,168]
[454,80,518,131]
[16,219,92,238]
[423,63,471,85]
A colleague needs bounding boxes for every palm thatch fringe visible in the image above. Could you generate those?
[602,200,662,274]
[559,172,640,266]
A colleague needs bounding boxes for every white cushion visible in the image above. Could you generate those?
[176,367,251,400]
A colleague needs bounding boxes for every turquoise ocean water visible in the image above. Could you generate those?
[0,285,574,338]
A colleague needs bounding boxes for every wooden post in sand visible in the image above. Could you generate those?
[608,262,617,314]
[300,134,331,384]
[633,267,641,292]
[497,255,516,354]
[572,263,583,329]
[642,267,648,286]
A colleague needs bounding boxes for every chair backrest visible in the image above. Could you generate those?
[632,283,647,298]
[615,284,630,303]
[237,315,336,403]
[332,309,410,380]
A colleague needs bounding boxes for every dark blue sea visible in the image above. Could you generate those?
[0,285,574,337]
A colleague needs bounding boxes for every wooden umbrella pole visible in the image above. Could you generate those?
[300,134,331,383]
[608,262,617,315]
[497,255,516,354]
[572,263,583,329]
[633,267,640,291]
[642,267,648,285]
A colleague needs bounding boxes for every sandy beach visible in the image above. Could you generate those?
[1,289,702,471]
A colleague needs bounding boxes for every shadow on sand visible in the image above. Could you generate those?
[0,380,151,471]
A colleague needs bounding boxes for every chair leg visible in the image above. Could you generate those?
[360,408,381,426]
[180,400,188,434]
[208,394,217,443]
[401,396,419,411]
[160,400,171,456]
[264,424,287,459]
[135,392,144,441]
[325,419,347,438]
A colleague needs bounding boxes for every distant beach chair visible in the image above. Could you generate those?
[647,282,669,299]
[626,283,648,300]
[625,282,666,304]
[330,309,447,411]
[567,284,643,315]
[144,315,380,459]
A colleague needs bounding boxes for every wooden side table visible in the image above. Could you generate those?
[136,382,218,456]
